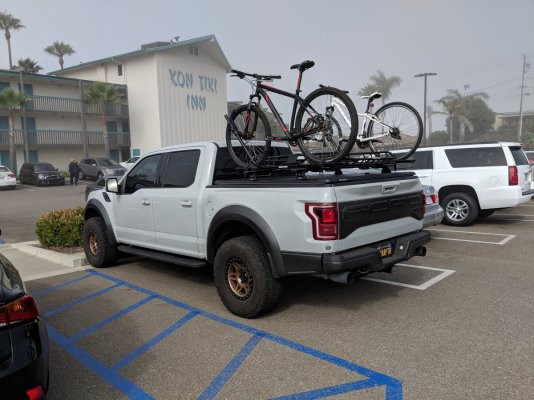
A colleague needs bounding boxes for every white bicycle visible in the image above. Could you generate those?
[331,91,423,161]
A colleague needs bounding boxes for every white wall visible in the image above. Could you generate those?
[156,47,227,146]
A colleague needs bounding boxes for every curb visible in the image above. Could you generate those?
[11,241,88,268]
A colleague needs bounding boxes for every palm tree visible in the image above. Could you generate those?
[83,82,124,159]
[0,88,30,172]
[358,70,402,105]
[437,87,489,143]
[16,57,42,73]
[0,11,25,69]
[44,41,75,70]
[435,94,459,144]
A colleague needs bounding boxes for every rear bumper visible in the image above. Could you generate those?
[281,230,431,276]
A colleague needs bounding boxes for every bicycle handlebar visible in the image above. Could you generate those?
[230,69,281,81]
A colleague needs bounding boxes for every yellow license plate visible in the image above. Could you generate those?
[378,243,393,258]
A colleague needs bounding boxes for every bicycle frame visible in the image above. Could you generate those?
[330,96,392,143]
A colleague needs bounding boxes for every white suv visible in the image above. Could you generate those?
[395,142,533,226]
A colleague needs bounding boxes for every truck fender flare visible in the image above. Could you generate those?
[207,205,285,278]
[84,200,117,245]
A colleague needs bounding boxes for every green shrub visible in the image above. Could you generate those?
[35,207,84,247]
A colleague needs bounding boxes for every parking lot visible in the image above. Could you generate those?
[1,184,533,399]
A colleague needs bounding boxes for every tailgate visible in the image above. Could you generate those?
[509,146,532,192]
[334,173,424,252]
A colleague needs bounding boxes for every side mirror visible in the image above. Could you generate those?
[106,178,119,193]
[55,168,59,171]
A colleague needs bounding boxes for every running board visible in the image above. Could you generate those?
[118,245,207,268]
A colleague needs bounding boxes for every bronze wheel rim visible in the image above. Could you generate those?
[226,257,253,300]
[88,232,99,256]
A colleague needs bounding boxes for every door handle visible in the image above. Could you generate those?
[141,199,151,206]
[180,200,193,208]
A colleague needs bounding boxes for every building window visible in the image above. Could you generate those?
[117,64,123,76]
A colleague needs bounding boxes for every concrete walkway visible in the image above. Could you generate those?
[0,242,89,282]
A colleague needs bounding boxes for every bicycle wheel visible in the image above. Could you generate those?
[367,102,423,161]
[226,104,272,168]
[295,87,357,164]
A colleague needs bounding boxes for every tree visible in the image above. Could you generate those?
[0,11,25,70]
[358,70,401,105]
[437,86,490,143]
[0,88,30,172]
[83,82,124,159]
[16,57,42,73]
[44,41,75,70]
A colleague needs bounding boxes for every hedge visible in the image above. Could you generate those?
[35,207,84,247]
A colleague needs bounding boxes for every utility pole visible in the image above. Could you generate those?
[414,72,437,145]
[518,54,530,142]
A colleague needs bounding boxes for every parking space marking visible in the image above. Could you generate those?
[41,270,403,399]
[25,266,90,282]
[426,228,516,245]
[362,264,455,290]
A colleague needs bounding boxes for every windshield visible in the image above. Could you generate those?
[35,163,55,172]
[97,159,119,166]
[0,166,9,173]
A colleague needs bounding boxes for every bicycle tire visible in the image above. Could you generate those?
[225,104,272,168]
[294,87,358,164]
[367,101,423,161]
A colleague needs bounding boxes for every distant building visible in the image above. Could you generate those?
[52,35,231,158]
[0,35,231,172]
[494,110,534,134]
[0,71,129,170]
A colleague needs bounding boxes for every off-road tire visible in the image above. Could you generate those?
[441,192,478,226]
[83,217,118,267]
[214,236,282,318]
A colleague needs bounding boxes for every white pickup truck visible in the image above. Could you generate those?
[83,142,430,317]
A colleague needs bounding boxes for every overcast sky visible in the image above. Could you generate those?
[3,0,534,131]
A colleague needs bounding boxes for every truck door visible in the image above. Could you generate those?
[113,154,163,247]
[152,149,201,257]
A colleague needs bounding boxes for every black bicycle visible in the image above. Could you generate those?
[225,60,358,167]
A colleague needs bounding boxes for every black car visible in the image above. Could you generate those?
[79,158,126,180]
[0,253,49,399]
[19,162,65,186]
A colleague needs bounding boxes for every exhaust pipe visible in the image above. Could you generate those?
[413,246,427,257]
[328,271,355,285]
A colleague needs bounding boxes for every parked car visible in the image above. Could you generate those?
[19,162,65,186]
[0,165,16,190]
[524,150,534,164]
[79,158,126,180]
[395,142,533,226]
[423,185,444,227]
[0,253,49,399]
[120,156,140,170]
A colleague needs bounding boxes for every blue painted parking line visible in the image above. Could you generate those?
[198,334,262,400]
[44,270,403,399]
[112,311,199,372]
[44,282,121,317]
[48,325,154,400]
[68,295,156,343]
[33,273,93,298]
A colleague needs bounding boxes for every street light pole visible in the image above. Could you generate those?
[414,72,437,145]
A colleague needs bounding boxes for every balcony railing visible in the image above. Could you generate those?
[0,95,129,118]
[0,129,130,148]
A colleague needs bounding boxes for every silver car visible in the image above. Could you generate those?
[423,185,444,227]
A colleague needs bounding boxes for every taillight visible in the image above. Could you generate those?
[0,295,39,327]
[26,385,44,400]
[508,166,518,186]
[8,172,15,178]
[305,203,338,240]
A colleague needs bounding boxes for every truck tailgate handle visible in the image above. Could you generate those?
[382,183,399,194]
[141,199,151,206]
[181,200,193,208]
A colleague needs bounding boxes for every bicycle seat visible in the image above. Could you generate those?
[361,92,382,101]
[290,60,315,71]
